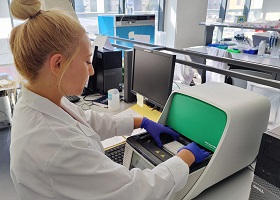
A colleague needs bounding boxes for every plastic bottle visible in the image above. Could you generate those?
[257,40,266,56]
[125,0,134,15]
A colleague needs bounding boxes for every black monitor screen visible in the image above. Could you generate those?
[131,47,176,108]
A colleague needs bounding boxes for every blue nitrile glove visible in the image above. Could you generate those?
[140,117,180,147]
[178,142,210,163]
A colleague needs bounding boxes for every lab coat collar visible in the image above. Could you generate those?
[21,87,79,126]
[60,100,92,129]
[20,87,103,152]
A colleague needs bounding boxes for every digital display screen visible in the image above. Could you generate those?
[129,152,153,170]
[131,47,176,108]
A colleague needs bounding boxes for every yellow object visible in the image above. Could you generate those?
[130,104,161,122]
[234,15,246,23]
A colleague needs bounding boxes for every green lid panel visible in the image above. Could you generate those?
[166,93,227,152]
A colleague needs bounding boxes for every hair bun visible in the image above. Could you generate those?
[10,0,41,20]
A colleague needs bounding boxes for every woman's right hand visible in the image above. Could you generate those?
[176,142,210,166]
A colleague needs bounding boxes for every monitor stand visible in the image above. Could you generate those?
[144,100,163,112]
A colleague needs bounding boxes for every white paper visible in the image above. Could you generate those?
[136,93,144,107]
[131,128,146,136]
[92,35,114,51]
[128,31,134,39]
[128,31,150,43]
[101,136,126,149]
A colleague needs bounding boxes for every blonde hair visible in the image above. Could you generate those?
[10,0,86,84]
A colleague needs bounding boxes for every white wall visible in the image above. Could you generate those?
[164,0,208,49]
[164,1,177,48]
[262,0,280,20]
[0,0,10,18]
[262,0,280,13]
[0,0,12,38]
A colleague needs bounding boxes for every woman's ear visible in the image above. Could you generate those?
[49,54,63,76]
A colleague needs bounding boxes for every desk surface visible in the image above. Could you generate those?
[194,166,254,200]
[186,46,280,67]
[75,94,134,115]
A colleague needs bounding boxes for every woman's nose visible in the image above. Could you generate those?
[89,65,94,76]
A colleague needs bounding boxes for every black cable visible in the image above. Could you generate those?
[80,94,109,110]
[79,102,94,111]
[151,105,158,111]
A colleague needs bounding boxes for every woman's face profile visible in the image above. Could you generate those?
[60,33,94,95]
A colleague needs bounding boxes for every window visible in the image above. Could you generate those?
[74,0,120,35]
[236,0,241,6]
[225,0,244,23]
[74,0,160,35]
[206,0,222,23]
[248,0,280,21]
[206,0,222,42]
[133,0,159,31]
[223,0,245,39]
[248,0,264,22]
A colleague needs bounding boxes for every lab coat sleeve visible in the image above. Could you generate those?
[47,139,189,200]
[84,109,134,140]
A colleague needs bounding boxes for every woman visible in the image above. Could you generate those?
[9,0,209,199]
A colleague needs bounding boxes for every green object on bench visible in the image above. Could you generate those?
[227,49,241,53]
[166,93,227,152]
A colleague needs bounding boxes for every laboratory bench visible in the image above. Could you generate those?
[199,21,280,47]
[186,46,280,68]
[184,45,280,83]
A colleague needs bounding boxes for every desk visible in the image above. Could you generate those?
[75,92,163,121]
[75,94,134,115]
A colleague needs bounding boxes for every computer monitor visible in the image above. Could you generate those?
[131,46,176,109]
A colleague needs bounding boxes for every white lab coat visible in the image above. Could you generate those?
[173,54,194,85]
[10,87,189,200]
[206,47,232,83]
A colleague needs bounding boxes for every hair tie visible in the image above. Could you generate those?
[29,10,42,19]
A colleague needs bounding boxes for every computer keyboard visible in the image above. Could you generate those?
[105,143,126,164]
[65,95,80,103]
